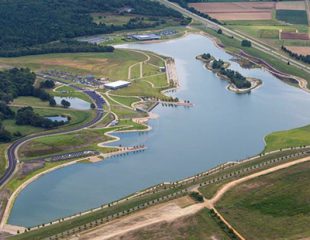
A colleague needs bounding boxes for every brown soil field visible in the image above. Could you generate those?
[189,2,275,13]
[286,46,310,55]
[189,2,274,20]
[281,32,310,40]
[209,12,272,21]
[276,1,306,10]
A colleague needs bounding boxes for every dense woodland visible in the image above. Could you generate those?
[281,46,310,64]
[0,0,185,57]
[0,68,62,142]
[0,40,115,58]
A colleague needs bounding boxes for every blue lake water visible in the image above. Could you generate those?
[45,116,69,122]
[9,34,310,227]
[54,97,90,110]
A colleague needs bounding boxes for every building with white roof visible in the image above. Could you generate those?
[104,80,131,90]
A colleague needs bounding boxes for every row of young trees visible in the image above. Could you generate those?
[281,46,310,64]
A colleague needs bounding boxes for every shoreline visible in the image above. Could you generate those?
[0,55,179,232]
[3,32,309,233]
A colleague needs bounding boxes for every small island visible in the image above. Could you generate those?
[197,53,262,94]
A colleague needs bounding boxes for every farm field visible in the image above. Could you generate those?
[189,2,274,21]
[286,46,310,55]
[217,161,310,240]
[276,9,308,25]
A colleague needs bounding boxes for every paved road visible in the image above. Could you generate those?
[0,89,105,187]
[159,0,310,75]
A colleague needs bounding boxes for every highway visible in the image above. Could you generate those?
[0,89,105,187]
[159,0,310,75]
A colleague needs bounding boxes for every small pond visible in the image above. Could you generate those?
[54,97,90,110]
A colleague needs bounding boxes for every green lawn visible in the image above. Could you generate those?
[0,143,9,177]
[217,161,310,240]
[143,63,161,77]
[130,63,141,79]
[3,107,93,137]
[144,73,168,88]
[109,95,140,107]
[18,119,146,160]
[276,10,308,25]
[110,103,146,119]
[12,97,51,108]
[264,124,310,152]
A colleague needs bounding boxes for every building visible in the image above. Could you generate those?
[104,80,131,90]
[131,34,161,41]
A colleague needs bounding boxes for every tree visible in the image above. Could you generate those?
[61,99,71,108]
[241,39,252,47]
[49,98,57,107]
[40,79,55,89]
[0,122,12,142]
[217,29,222,34]
[90,103,96,109]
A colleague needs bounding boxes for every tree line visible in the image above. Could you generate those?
[281,46,310,64]
[0,40,114,58]
[0,0,186,57]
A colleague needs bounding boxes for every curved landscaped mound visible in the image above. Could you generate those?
[197,53,262,93]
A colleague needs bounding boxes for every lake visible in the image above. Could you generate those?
[9,34,310,227]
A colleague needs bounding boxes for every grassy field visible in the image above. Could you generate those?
[0,143,9,177]
[18,119,146,160]
[217,161,310,240]
[114,80,167,99]
[264,124,310,152]
[2,107,93,137]
[53,86,92,102]
[144,73,168,88]
[0,50,147,80]
[109,95,140,107]
[276,10,309,25]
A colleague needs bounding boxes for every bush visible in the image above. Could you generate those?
[189,192,204,202]
[241,40,252,47]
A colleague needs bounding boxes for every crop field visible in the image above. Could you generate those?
[286,46,310,55]
[281,31,310,40]
[276,1,306,11]
[276,9,309,25]
[189,2,274,20]
[217,161,310,240]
